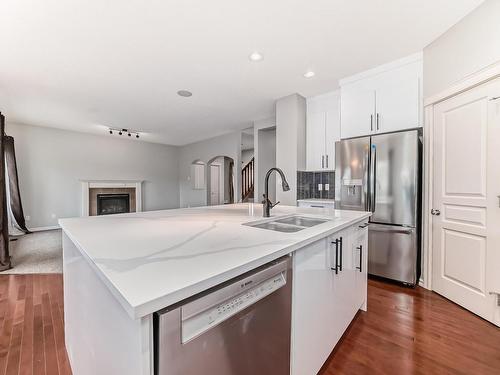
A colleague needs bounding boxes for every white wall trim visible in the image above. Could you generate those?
[81,180,143,216]
[339,51,423,86]
[424,60,500,106]
[421,105,434,291]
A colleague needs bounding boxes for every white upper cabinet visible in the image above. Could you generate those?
[373,61,421,133]
[306,91,340,170]
[340,53,423,139]
[340,81,376,139]
[306,111,327,170]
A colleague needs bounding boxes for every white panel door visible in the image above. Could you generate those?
[340,80,376,139]
[209,164,220,205]
[373,61,422,133]
[306,111,326,170]
[432,78,500,326]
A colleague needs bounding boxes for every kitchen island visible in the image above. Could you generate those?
[60,203,371,375]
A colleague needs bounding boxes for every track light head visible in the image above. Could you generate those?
[136,134,139,139]
[128,133,131,137]
[118,131,122,135]
[109,130,113,134]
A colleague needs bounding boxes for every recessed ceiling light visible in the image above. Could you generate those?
[249,52,263,62]
[177,90,193,97]
[303,71,315,78]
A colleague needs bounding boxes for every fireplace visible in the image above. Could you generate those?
[81,180,142,216]
[97,194,130,215]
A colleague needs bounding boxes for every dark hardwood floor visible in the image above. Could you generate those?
[0,275,498,375]
[0,274,70,375]
[320,278,500,375]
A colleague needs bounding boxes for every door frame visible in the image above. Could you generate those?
[422,61,500,290]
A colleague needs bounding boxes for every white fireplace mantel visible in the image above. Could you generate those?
[80,180,143,216]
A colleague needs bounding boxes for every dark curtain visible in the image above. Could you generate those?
[228,159,234,203]
[4,135,30,233]
[0,113,11,271]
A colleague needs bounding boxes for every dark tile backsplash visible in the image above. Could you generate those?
[297,171,335,200]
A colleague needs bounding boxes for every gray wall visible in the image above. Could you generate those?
[6,122,180,229]
[423,0,500,98]
[178,131,241,208]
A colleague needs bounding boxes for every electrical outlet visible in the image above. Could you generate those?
[325,184,330,191]
[25,215,30,221]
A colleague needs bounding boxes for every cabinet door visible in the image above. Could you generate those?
[292,238,335,375]
[306,111,326,170]
[340,81,376,139]
[353,224,369,311]
[374,61,422,133]
[325,104,340,170]
[329,229,357,339]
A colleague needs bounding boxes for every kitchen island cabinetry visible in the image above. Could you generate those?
[292,223,368,375]
[60,204,370,375]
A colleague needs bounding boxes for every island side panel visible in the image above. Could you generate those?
[63,233,153,375]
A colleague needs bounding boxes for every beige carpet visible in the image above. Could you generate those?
[3,229,63,274]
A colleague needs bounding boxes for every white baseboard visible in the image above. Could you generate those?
[28,225,60,232]
[418,277,431,290]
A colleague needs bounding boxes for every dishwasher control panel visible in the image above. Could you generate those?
[181,272,286,343]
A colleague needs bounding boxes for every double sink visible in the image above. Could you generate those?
[244,215,330,233]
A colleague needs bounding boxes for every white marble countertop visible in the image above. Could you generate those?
[59,203,371,319]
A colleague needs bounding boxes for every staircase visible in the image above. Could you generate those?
[241,157,254,202]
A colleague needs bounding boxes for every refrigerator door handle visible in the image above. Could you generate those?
[370,226,414,234]
[370,145,377,213]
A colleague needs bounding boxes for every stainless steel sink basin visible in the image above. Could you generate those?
[249,221,305,233]
[275,216,328,227]
[244,215,329,233]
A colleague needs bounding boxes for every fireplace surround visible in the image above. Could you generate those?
[81,180,142,216]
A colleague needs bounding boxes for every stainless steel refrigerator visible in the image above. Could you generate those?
[335,129,422,285]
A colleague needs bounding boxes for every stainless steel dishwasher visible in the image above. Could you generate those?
[154,256,292,375]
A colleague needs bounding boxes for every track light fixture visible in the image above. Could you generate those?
[107,127,141,139]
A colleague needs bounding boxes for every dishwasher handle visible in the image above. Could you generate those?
[180,257,290,321]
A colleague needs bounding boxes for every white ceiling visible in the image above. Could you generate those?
[0,0,483,145]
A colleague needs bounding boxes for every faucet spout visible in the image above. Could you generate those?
[262,168,290,217]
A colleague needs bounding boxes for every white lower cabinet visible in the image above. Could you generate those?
[291,222,368,375]
[352,224,369,311]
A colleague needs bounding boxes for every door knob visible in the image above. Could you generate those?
[431,209,441,216]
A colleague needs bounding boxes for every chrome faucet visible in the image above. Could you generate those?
[262,167,290,217]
